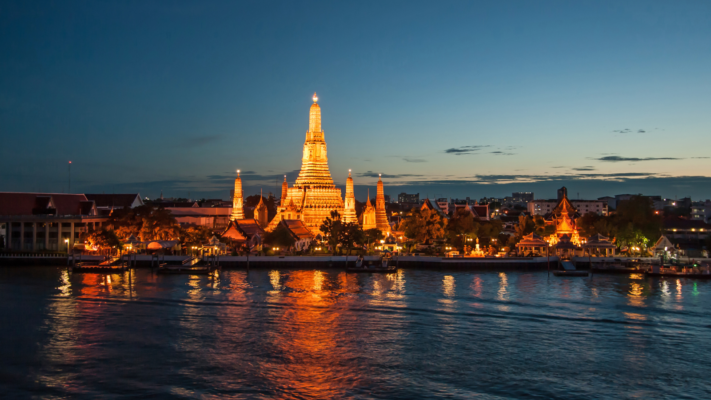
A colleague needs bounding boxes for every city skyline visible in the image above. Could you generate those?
[2,1,711,200]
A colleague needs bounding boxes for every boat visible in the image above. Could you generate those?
[645,265,711,279]
[72,256,128,273]
[347,257,396,273]
[156,256,214,275]
[552,270,589,277]
[645,272,711,279]
[552,259,589,277]
[591,259,645,274]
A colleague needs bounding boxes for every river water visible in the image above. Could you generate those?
[1,267,710,399]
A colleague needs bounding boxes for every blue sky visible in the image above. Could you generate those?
[1,0,710,201]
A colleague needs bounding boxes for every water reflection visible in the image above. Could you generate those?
[3,268,711,399]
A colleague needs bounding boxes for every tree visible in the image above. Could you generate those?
[180,225,213,249]
[86,227,122,251]
[615,196,662,243]
[363,228,385,252]
[514,215,536,238]
[139,207,181,241]
[107,204,181,241]
[339,222,365,255]
[263,224,296,250]
[445,209,479,250]
[401,208,446,245]
[320,210,343,254]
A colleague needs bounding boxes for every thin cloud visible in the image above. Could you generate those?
[596,156,682,162]
[445,145,491,155]
[403,157,427,163]
[490,151,515,156]
[358,171,424,179]
[572,167,595,171]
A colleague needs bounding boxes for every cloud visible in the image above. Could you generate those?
[402,157,427,163]
[692,157,710,159]
[445,145,491,155]
[357,170,424,179]
[572,167,595,171]
[490,151,515,156]
[595,156,682,162]
[612,128,646,134]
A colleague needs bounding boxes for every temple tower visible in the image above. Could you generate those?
[254,189,269,228]
[269,93,344,233]
[362,189,376,230]
[375,174,391,233]
[231,170,244,220]
[281,175,288,204]
[343,169,357,224]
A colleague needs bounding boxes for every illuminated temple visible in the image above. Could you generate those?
[267,94,345,233]
[547,188,581,246]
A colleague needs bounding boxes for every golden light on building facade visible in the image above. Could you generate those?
[231,169,245,220]
[269,94,345,233]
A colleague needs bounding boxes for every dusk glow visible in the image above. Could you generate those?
[1,1,710,199]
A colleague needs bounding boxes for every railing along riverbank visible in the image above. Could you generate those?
[1,253,559,270]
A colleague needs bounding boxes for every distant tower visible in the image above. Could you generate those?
[362,189,376,230]
[254,189,269,228]
[343,169,357,224]
[557,186,568,201]
[375,174,391,233]
[281,175,288,204]
[231,170,244,220]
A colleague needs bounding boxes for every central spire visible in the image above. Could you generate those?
[296,92,333,186]
[309,92,322,135]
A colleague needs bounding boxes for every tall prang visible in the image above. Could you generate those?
[231,170,244,220]
[280,175,288,204]
[268,93,344,233]
[343,169,357,224]
[362,189,376,230]
[254,189,269,228]
[375,174,391,234]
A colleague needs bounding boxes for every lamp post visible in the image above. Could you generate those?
[64,238,69,255]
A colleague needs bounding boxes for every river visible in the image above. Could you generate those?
[1,267,710,399]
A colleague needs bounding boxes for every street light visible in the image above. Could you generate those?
[64,238,69,254]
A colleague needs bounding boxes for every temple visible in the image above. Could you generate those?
[231,170,244,220]
[343,169,357,224]
[375,175,391,233]
[362,189,376,230]
[268,93,344,233]
[280,175,288,204]
[548,187,581,246]
[254,190,268,228]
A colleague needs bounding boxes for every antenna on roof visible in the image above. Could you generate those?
[68,161,72,193]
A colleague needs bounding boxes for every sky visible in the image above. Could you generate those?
[1,0,710,202]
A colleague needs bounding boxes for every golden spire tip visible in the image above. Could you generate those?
[312,92,318,103]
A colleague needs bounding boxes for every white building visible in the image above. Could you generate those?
[691,200,711,223]
[528,199,608,216]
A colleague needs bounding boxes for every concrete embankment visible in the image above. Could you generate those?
[0,253,558,270]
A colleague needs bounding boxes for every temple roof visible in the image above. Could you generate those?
[554,234,579,249]
[280,219,314,240]
[0,192,95,216]
[516,233,547,247]
[221,219,264,242]
[552,193,577,216]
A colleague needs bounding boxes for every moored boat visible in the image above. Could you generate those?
[72,263,128,273]
[157,264,213,275]
[552,270,589,277]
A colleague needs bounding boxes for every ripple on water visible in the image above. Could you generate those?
[1,267,710,399]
